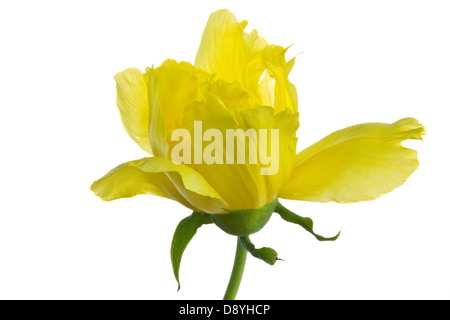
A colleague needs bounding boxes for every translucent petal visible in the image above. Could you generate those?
[280,118,425,203]
[145,61,212,157]
[91,157,227,213]
[114,68,152,154]
[262,45,298,113]
[195,9,268,107]
[195,10,297,113]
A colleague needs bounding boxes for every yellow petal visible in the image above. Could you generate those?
[207,78,251,109]
[271,109,300,193]
[145,67,168,158]
[178,102,299,211]
[91,157,227,213]
[145,60,210,157]
[195,10,298,113]
[114,68,152,154]
[234,107,299,200]
[258,71,275,109]
[280,118,425,203]
[194,9,269,108]
[262,45,298,113]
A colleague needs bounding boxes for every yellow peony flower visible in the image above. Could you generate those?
[90,9,424,299]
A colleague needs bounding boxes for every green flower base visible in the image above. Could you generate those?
[208,200,276,236]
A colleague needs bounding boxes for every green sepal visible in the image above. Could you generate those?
[170,211,212,291]
[275,200,340,241]
[209,200,276,236]
[239,236,279,265]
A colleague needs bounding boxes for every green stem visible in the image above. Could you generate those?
[223,237,247,300]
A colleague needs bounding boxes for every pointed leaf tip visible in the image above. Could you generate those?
[275,200,341,241]
[170,212,212,291]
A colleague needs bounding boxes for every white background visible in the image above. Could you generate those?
[1,0,449,300]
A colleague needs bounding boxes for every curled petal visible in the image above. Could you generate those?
[262,45,298,113]
[114,68,152,154]
[279,118,425,203]
[91,157,227,213]
[195,9,268,107]
[146,60,218,157]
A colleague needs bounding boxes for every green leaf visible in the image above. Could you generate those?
[170,212,212,291]
[275,200,340,241]
[239,236,279,265]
